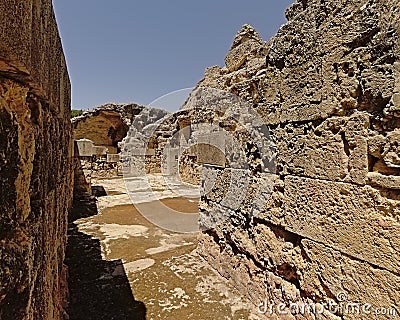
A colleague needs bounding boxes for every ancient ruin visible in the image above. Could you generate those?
[1,0,400,319]
[196,2,400,319]
[120,1,400,317]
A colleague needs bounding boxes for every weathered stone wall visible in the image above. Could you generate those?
[0,1,73,319]
[79,157,122,181]
[122,106,174,175]
[178,150,201,185]
[123,106,221,182]
[197,1,400,319]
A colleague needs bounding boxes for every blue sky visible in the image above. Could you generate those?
[53,0,294,111]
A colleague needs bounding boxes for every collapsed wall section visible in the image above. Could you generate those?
[72,103,145,154]
[198,1,400,319]
[0,1,73,319]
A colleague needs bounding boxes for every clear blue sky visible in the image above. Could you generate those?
[53,0,294,111]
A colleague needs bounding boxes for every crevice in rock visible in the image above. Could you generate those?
[222,231,266,272]
[340,132,350,157]
[317,275,340,305]
[368,154,379,172]
[0,108,19,238]
[253,218,302,247]
[375,187,400,201]
[276,263,301,289]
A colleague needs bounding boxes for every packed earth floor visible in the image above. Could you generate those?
[66,175,265,320]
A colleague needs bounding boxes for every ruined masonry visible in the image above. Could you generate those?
[1,0,400,319]
[0,0,73,319]
[197,1,400,319]
[119,1,400,317]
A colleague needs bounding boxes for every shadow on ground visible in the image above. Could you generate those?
[65,194,146,320]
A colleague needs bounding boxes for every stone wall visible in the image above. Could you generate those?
[123,105,222,182]
[79,157,122,180]
[197,1,400,319]
[122,106,173,176]
[178,149,201,185]
[0,1,73,319]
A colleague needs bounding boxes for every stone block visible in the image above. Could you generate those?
[75,139,94,157]
[200,166,252,212]
[145,148,156,156]
[272,112,369,184]
[93,146,108,156]
[283,175,400,274]
[162,147,179,176]
[107,153,121,163]
[195,131,226,167]
[301,239,400,320]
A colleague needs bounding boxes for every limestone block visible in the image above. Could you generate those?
[76,139,95,157]
[124,140,146,156]
[274,112,369,184]
[162,147,179,175]
[229,172,283,226]
[200,166,250,212]
[382,130,400,168]
[93,146,108,156]
[145,148,156,156]
[283,175,400,274]
[301,239,400,320]
[367,133,400,175]
[368,134,387,158]
[195,131,226,167]
[342,112,370,185]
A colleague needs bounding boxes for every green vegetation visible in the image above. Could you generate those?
[71,109,84,118]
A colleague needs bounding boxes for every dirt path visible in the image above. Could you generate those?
[67,176,262,320]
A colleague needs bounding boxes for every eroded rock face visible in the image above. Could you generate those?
[198,1,400,319]
[0,1,72,319]
[72,103,145,153]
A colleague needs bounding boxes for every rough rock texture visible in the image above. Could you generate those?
[0,1,72,319]
[197,2,400,319]
[178,149,201,185]
[78,157,122,180]
[72,103,145,153]
[122,92,261,182]
[73,144,92,198]
[122,106,175,175]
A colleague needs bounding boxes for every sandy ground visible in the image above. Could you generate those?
[74,175,263,319]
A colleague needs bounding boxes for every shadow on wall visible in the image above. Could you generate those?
[65,196,146,320]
